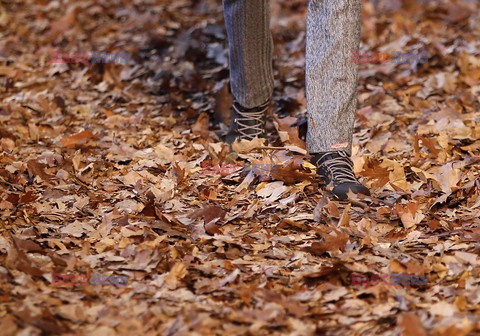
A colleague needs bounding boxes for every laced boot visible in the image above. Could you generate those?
[225,100,269,144]
[312,151,370,200]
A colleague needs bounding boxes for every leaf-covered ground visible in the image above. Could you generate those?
[1,0,480,335]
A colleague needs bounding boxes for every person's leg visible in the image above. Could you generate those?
[223,0,274,143]
[306,0,361,155]
[306,0,369,199]
[223,0,274,109]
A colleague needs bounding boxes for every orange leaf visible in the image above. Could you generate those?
[306,227,348,256]
[192,112,210,139]
[398,313,427,336]
[60,130,95,148]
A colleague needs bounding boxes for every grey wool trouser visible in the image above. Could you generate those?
[223,0,362,155]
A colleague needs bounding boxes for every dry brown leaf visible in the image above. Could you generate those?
[338,204,351,227]
[27,159,53,181]
[270,158,315,184]
[60,130,95,148]
[394,202,424,229]
[189,205,226,235]
[192,112,210,139]
[47,7,79,39]
[398,313,427,336]
[165,262,188,289]
[232,137,266,154]
[0,65,16,77]
[434,163,461,194]
[306,227,348,256]
[273,114,306,148]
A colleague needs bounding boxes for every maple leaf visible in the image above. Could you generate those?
[360,159,390,190]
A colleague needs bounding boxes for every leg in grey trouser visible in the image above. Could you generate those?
[223,0,361,155]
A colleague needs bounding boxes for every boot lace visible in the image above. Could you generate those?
[233,102,268,139]
[315,151,360,184]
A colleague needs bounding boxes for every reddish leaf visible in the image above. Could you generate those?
[60,130,95,148]
[27,160,53,181]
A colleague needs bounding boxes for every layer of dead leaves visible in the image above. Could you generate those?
[1,0,480,335]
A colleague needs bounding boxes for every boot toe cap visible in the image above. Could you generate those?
[333,183,370,200]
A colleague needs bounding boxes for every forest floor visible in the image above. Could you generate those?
[1,0,480,335]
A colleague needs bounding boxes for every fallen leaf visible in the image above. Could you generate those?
[192,112,210,139]
[429,301,457,317]
[27,159,53,181]
[60,130,95,148]
[398,313,427,336]
[273,114,306,148]
[232,137,266,154]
